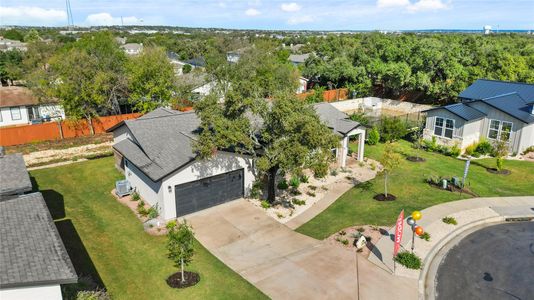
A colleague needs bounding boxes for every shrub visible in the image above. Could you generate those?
[356,227,365,233]
[308,185,317,191]
[289,176,301,188]
[523,146,534,155]
[330,169,338,176]
[307,191,316,197]
[464,142,477,156]
[147,206,159,219]
[76,290,110,300]
[442,216,457,225]
[449,143,461,157]
[475,139,493,155]
[349,111,370,127]
[260,200,271,209]
[277,179,289,190]
[276,213,284,219]
[341,239,349,245]
[131,191,140,201]
[395,251,422,269]
[182,64,192,74]
[379,117,408,142]
[367,127,380,145]
[289,188,302,196]
[250,180,263,199]
[292,198,306,206]
[339,230,347,235]
[426,174,440,185]
[419,232,431,241]
[300,175,309,183]
[321,186,328,191]
[137,201,148,216]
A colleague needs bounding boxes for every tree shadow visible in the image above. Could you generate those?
[55,219,107,298]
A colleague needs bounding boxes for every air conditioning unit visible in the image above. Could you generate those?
[116,179,132,197]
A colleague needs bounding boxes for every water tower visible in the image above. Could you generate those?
[483,25,492,35]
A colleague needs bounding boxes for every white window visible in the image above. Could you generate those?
[488,120,513,141]
[434,117,454,139]
[10,107,21,120]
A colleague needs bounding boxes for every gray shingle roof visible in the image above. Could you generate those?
[0,193,77,288]
[113,112,200,181]
[313,103,362,135]
[459,79,534,102]
[288,53,311,64]
[0,153,32,197]
[480,93,534,124]
[425,103,486,121]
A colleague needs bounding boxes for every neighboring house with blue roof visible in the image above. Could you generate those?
[423,79,534,155]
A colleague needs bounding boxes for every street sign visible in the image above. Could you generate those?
[393,210,404,257]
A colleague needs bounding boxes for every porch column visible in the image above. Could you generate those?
[341,136,349,167]
[357,133,364,162]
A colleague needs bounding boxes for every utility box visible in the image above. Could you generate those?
[116,179,132,197]
[442,179,448,189]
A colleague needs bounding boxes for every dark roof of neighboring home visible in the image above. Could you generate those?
[424,103,486,121]
[313,102,362,135]
[480,93,534,124]
[0,86,40,108]
[459,79,534,102]
[184,57,206,67]
[0,192,77,288]
[0,153,32,197]
[112,111,200,181]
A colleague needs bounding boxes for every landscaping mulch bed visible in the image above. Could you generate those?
[166,271,200,288]
[427,183,478,197]
[406,156,426,163]
[373,193,397,201]
[486,168,511,175]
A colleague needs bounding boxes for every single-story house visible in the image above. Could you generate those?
[109,104,365,220]
[120,43,143,55]
[0,86,65,127]
[167,51,194,76]
[423,79,534,154]
[0,150,77,300]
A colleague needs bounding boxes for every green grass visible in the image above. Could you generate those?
[30,157,266,300]
[297,140,534,239]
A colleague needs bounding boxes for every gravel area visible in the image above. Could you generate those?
[23,142,113,166]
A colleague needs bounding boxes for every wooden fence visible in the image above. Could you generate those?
[297,88,349,102]
[0,113,141,146]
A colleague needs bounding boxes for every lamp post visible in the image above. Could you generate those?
[407,211,423,253]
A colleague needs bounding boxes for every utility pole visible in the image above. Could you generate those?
[66,0,74,30]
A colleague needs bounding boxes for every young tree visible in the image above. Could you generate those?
[126,46,177,112]
[0,50,24,85]
[166,221,195,283]
[379,142,402,197]
[195,46,338,203]
[494,134,509,171]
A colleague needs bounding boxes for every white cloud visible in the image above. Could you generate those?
[281,3,302,12]
[245,8,261,16]
[287,15,314,25]
[377,0,448,12]
[0,6,66,24]
[85,13,140,26]
[407,0,448,12]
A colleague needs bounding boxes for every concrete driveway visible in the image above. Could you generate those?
[187,199,359,299]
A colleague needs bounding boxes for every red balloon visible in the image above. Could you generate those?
[415,226,424,236]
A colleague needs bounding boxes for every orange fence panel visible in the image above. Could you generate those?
[0,113,142,146]
[296,88,349,102]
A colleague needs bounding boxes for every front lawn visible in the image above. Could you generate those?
[297,140,534,239]
[31,157,266,300]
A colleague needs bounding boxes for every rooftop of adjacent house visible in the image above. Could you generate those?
[0,192,77,289]
[176,72,210,89]
[0,153,32,197]
[459,79,534,102]
[288,53,311,64]
[120,43,143,51]
[112,103,362,181]
[480,92,534,124]
[0,86,44,108]
[183,57,206,67]
[425,102,486,121]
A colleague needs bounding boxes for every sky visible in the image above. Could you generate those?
[1,0,533,30]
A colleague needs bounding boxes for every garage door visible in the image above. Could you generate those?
[175,169,244,217]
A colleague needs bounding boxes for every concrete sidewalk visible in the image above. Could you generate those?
[367,196,534,284]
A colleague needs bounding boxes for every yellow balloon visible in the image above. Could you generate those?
[412,211,422,220]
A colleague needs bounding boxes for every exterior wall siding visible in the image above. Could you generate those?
[0,284,62,300]
[0,106,30,127]
[518,123,534,154]
[124,160,164,209]
[423,109,465,148]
